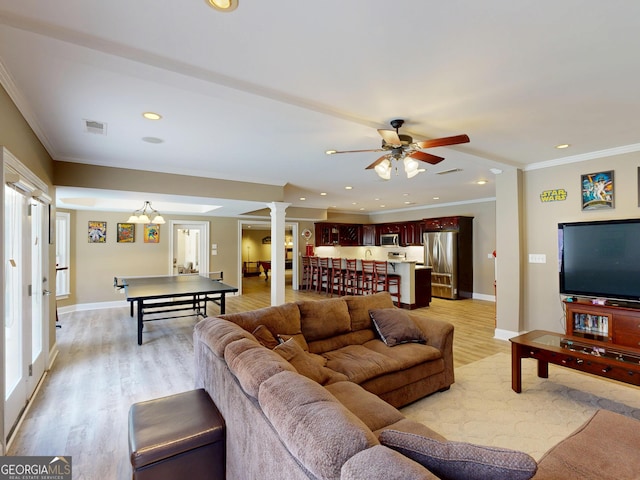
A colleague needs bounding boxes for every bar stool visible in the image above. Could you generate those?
[374,261,401,307]
[309,256,320,291]
[360,260,376,296]
[343,259,361,295]
[317,257,331,294]
[329,257,345,296]
[301,256,311,290]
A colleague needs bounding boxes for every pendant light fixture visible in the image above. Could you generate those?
[127,201,166,224]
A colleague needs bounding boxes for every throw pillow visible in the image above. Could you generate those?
[274,338,334,385]
[369,308,426,347]
[379,430,538,480]
[251,325,280,349]
[277,332,310,352]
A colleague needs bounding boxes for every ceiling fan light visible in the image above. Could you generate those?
[375,159,392,180]
[404,157,419,171]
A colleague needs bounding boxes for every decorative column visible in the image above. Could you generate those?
[267,202,290,306]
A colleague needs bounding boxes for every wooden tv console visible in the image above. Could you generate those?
[564,299,640,349]
[510,300,640,393]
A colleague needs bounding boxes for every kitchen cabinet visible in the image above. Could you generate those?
[376,222,421,246]
[314,223,362,246]
[362,225,376,246]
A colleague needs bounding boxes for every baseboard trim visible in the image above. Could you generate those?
[58,300,128,314]
[494,328,520,341]
[473,293,496,302]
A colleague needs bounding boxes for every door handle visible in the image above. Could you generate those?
[43,290,52,296]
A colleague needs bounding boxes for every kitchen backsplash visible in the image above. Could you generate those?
[313,245,424,263]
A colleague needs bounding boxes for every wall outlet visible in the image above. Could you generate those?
[528,254,546,264]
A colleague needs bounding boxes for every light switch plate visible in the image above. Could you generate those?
[528,254,546,264]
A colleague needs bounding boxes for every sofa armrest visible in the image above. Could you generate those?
[341,445,439,480]
[409,315,453,353]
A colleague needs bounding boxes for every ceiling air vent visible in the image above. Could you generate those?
[436,168,463,175]
[83,119,107,135]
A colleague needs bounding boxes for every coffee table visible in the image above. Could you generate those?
[510,330,640,393]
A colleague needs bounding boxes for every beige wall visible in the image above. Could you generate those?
[1,85,56,357]
[62,211,245,306]
[522,153,640,333]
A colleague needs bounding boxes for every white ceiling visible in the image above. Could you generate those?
[1,1,639,217]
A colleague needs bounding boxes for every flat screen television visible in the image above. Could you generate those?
[558,218,640,302]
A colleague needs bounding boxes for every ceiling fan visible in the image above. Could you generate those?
[326,119,470,180]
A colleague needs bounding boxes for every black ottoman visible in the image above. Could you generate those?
[128,389,225,480]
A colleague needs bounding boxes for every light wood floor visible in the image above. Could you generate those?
[7,275,508,479]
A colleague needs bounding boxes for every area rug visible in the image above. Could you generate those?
[401,353,640,460]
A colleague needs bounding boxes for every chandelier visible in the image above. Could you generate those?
[126,201,166,224]
[374,154,425,180]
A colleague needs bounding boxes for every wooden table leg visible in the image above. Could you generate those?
[537,359,549,379]
[511,342,522,393]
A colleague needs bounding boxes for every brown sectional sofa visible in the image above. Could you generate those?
[193,291,640,479]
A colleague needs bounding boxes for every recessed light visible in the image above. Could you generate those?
[206,0,238,11]
[380,204,386,208]
[352,202,357,205]
[433,196,440,200]
[345,186,353,190]
[555,144,570,149]
[476,180,487,185]
[403,193,410,197]
[359,207,365,211]
[325,150,337,155]
[299,197,306,201]
[320,192,327,196]
[142,112,162,120]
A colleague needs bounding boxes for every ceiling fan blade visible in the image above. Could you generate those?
[365,154,391,170]
[327,148,384,155]
[377,129,401,146]
[416,134,470,149]
[409,151,445,165]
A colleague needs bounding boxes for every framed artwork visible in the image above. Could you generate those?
[144,223,160,243]
[88,221,107,243]
[581,170,614,210]
[117,223,136,243]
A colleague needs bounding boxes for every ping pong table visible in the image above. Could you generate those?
[114,273,238,345]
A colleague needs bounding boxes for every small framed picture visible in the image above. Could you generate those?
[88,221,107,243]
[117,223,136,243]
[144,224,160,243]
[581,170,614,210]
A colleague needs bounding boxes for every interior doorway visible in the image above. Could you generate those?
[169,221,209,276]
[239,221,298,295]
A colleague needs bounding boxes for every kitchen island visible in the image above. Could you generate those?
[387,260,432,309]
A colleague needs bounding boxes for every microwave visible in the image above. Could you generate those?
[380,233,399,247]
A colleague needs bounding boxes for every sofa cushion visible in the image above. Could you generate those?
[221,302,302,337]
[370,308,426,347]
[252,324,280,349]
[274,338,348,385]
[195,317,256,357]
[363,340,441,370]
[307,329,376,355]
[534,409,640,480]
[259,371,378,480]
[323,344,403,384]
[345,292,395,331]
[380,430,537,480]
[224,338,296,399]
[325,381,404,432]
[297,297,351,342]
[342,445,440,480]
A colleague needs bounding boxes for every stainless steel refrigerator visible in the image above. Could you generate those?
[423,231,458,299]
